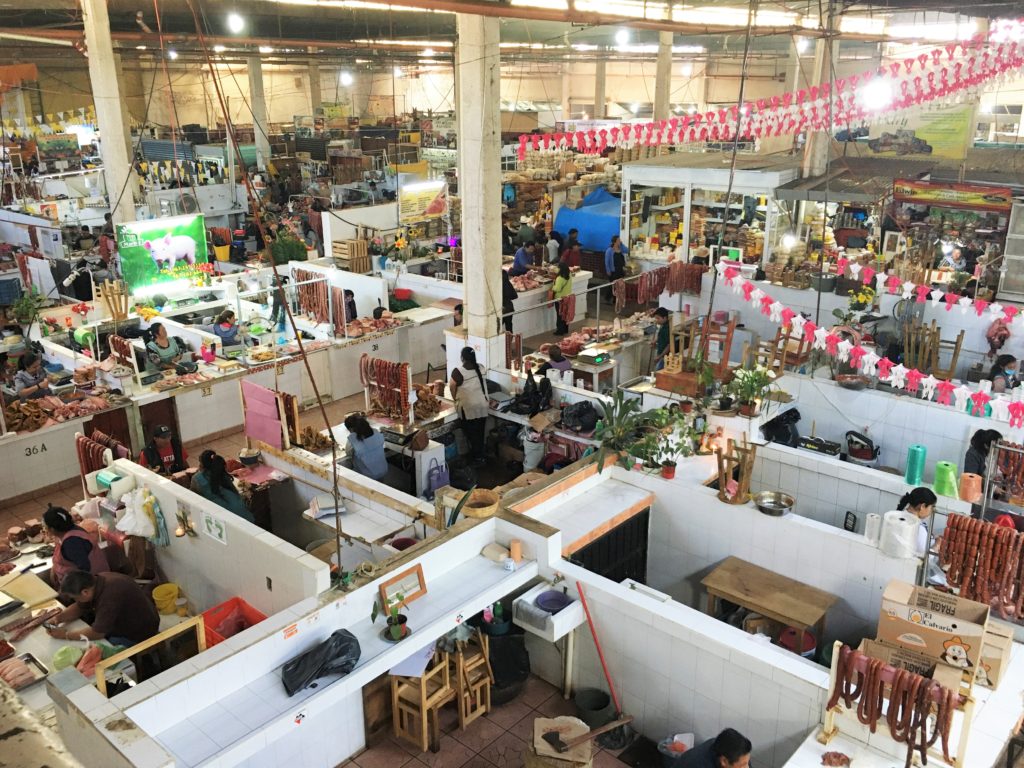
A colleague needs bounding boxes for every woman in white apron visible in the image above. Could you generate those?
[449,347,489,465]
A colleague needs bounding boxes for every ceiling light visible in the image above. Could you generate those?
[340,71,354,86]
[422,48,435,57]
[859,79,892,110]
[680,63,693,77]
[227,13,245,34]
[796,37,809,54]
[213,44,226,53]
[259,46,274,54]
[629,103,639,114]
[167,49,178,60]
[394,66,403,77]
[615,29,630,47]
[136,45,147,50]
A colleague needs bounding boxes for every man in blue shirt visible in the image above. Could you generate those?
[677,728,751,768]
[510,243,536,276]
[604,235,627,280]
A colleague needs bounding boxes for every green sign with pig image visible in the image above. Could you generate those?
[115,214,212,293]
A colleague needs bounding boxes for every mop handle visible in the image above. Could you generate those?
[576,580,622,715]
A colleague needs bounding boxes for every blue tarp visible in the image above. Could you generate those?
[553,187,621,253]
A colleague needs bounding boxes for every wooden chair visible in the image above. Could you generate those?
[932,328,965,381]
[391,650,456,753]
[451,628,494,729]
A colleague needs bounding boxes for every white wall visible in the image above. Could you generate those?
[111,459,329,616]
[322,205,400,245]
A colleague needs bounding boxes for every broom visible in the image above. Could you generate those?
[576,581,634,751]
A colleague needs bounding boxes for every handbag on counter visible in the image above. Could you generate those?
[425,458,449,500]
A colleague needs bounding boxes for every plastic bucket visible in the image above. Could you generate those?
[574,688,614,729]
[394,288,413,300]
[390,537,417,551]
[658,737,688,767]
[780,627,816,659]
[152,583,179,614]
[214,244,231,262]
[203,597,268,648]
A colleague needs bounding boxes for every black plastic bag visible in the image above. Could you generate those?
[281,629,361,697]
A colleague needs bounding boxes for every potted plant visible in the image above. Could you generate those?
[269,231,309,265]
[371,591,410,642]
[12,290,43,325]
[727,365,776,417]
[594,391,646,472]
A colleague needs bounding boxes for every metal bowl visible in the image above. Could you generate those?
[753,491,794,517]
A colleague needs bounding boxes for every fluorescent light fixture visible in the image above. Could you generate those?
[259,46,274,53]
[213,44,226,53]
[227,12,245,33]
[422,48,435,57]
[796,36,809,54]
[133,280,192,298]
[615,29,630,47]
[680,62,693,77]
[887,20,976,41]
[0,32,73,46]
[837,16,885,35]
[859,79,892,110]
[393,66,403,77]
[340,71,354,86]
[136,45,147,50]
[629,103,639,114]
[402,180,443,193]
[167,49,178,60]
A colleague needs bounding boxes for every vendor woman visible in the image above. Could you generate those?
[964,428,1002,477]
[14,352,50,400]
[898,487,945,585]
[44,505,109,587]
[145,322,196,373]
[989,354,1018,393]
[344,414,388,480]
[212,310,246,347]
[191,450,254,522]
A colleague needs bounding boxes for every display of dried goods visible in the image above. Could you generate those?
[939,513,1024,618]
[4,393,111,433]
[293,269,331,324]
[359,353,410,421]
[826,645,956,768]
[667,262,706,296]
[299,426,332,453]
[413,384,442,421]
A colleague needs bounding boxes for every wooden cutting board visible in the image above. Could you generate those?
[0,572,57,609]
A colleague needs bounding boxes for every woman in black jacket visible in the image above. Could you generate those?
[500,270,518,333]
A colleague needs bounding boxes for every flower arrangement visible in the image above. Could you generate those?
[847,285,875,311]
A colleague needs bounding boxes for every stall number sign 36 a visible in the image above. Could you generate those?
[201,511,228,545]
[24,442,47,457]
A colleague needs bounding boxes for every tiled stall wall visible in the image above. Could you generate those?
[112,460,330,617]
[0,418,84,503]
[617,467,919,644]
[752,443,972,536]
[526,566,829,768]
[775,375,1024,481]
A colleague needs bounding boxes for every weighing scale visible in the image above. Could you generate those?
[575,347,610,366]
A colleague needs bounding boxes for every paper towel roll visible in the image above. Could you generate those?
[864,513,882,546]
[880,510,919,558]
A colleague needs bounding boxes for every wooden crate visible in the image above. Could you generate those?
[332,239,371,273]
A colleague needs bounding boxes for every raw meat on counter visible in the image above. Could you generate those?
[0,657,35,689]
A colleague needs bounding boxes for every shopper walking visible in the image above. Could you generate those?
[551,262,574,336]
[449,347,489,465]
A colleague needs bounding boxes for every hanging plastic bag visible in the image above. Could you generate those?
[116,489,156,538]
[281,629,361,697]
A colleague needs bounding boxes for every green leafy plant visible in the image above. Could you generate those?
[727,364,776,405]
[269,231,308,265]
[594,391,646,472]
[371,591,408,640]
[11,290,43,324]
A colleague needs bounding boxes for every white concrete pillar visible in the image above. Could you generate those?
[593,60,606,119]
[455,13,502,342]
[561,68,571,119]
[309,62,322,112]
[801,36,838,179]
[81,0,135,223]
[654,31,673,121]
[247,56,271,170]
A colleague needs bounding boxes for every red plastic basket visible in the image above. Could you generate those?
[393,288,413,301]
[202,597,267,648]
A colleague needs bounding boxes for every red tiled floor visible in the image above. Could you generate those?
[592,749,631,768]
[410,734,477,768]
[534,693,576,719]
[506,711,535,744]
[484,700,533,730]
[448,717,506,753]
[517,676,558,709]
[475,731,527,768]
[351,736,417,768]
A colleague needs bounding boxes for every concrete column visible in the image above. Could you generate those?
[308,62,322,112]
[112,54,135,162]
[801,36,839,178]
[247,56,271,170]
[80,0,135,223]
[455,13,502,342]
[593,59,606,119]
[653,31,673,121]
[561,68,571,119]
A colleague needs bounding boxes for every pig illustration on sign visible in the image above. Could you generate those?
[144,234,196,271]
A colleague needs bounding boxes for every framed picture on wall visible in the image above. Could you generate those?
[883,231,906,257]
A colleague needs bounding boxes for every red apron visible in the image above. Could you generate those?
[51,529,110,586]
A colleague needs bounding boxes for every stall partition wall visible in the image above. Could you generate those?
[321,204,400,248]
[774,374,1024,481]
[287,260,390,334]
[525,558,830,768]
[110,459,330,617]
[753,442,973,536]
[0,418,89,504]
[387,269,464,306]
[330,326,402,400]
[115,518,544,768]
[602,466,918,645]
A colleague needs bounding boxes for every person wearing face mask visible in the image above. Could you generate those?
[989,354,1018,393]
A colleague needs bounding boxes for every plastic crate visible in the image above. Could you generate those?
[0,278,21,306]
[202,596,267,648]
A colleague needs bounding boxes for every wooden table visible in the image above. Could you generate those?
[701,556,838,647]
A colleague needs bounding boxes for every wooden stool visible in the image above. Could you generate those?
[525,716,593,768]
[452,628,494,729]
[391,651,456,753]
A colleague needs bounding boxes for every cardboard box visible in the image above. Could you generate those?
[877,580,989,668]
[976,621,1014,688]
[859,638,966,693]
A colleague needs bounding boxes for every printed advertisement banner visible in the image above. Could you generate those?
[867,104,974,160]
[892,180,1013,212]
[398,180,447,224]
[116,214,211,292]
